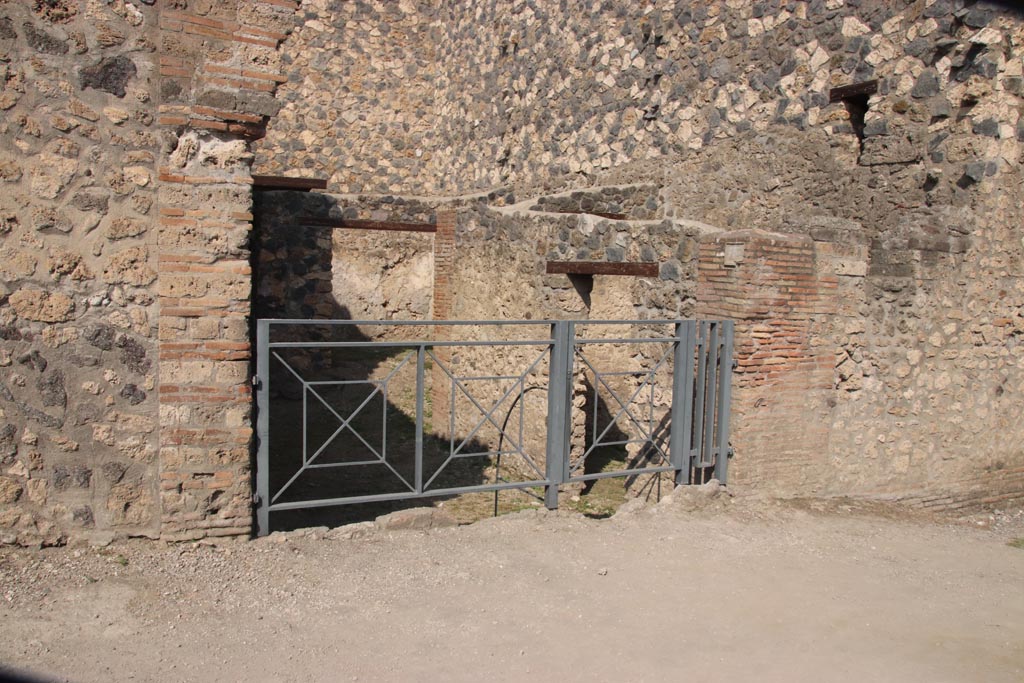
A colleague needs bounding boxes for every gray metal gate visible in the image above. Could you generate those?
[254,319,733,536]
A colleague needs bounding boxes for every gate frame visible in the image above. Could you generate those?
[254,319,733,536]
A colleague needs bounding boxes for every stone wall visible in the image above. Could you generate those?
[253,190,436,323]
[261,1,1022,196]
[255,0,1024,509]
[2,0,1021,546]
[0,0,161,546]
[0,0,299,546]
[255,0,441,192]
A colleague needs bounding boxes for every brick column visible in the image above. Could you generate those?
[155,1,298,540]
[156,151,255,541]
[697,230,837,494]
[430,210,456,434]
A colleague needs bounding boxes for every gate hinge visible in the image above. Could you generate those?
[727,447,735,459]
[251,375,262,390]
[732,359,738,371]
[252,493,261,505]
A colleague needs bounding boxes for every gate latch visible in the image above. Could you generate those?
[251,375,261,390]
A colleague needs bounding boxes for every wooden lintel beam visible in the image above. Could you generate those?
[546,261,660,277]
[252,175,328,191]
[551,209,628,220]
[829,79,879,103]
[300,216,437,233]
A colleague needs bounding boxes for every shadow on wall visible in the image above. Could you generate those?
[257,311,504,532]
[252,191,505,531]
[578,375,698,504]
[251,191,678,531]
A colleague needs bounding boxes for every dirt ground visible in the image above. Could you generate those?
[1,489,1023,683]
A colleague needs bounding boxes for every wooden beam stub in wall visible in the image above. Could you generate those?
[828,79,878,103]
[300,217,437,233]
[546,261,660,277]
[252,175,328,191]
[551,209,628,220]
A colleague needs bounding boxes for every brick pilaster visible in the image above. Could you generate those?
[697,230,837,493]
[156,170,255,540]
[155,1,299,540]
[430,210,456,434]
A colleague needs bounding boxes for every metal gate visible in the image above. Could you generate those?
[254,319,733,535]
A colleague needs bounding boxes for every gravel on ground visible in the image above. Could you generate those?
[1,488,1022,683]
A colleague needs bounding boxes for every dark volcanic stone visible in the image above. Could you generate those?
[80,55,136,98]
[0,17,16,40]
[0,423,16,462]
[903,38,936,63]
[85,324,116,351]
[116,335,150,375]
[17,350,47,372]
[911,70,940,99]
[72,506,95,527]
[929,98,951,121]
[972,118,999,138]
[23,22,67,54]
[863,119,888,137]
[923,0,954,18]
[101,462,128,483]
[72,190,110,213]
[963,6,994,28]
[53,465,91,491]
[37,370,66,408]
[119,384,147,406]
[965,162,987,182]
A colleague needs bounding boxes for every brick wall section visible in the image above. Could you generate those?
[157,1,298,139]
[156,174,255,540]
[697,230,838,494]
[432,210,456,322]
[430,210,457,434]
[156,1,298,540]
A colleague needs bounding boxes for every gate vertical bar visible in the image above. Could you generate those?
[544,321,570,509]
[255,319,271,537]
[714,321,734,484]
[562,321,576,483]
[701,322,720,471]
[415,344,425,493]
[670,321,697,485]
[691,322,708,476]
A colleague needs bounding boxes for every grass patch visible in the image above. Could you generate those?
[564,456,632,519]
[1009,538,1024,550]
[440,487,545,524]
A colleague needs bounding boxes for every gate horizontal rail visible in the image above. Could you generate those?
[255,318,733,535]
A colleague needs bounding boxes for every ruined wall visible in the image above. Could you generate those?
[4,0,1017,548]
[697,230,839,493]
[0,0,160,545]
[256,0,1024,508]
[823,184,1024,508]
[253,190,435,324]
[0,0,300,546]
[331,231,433,323]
